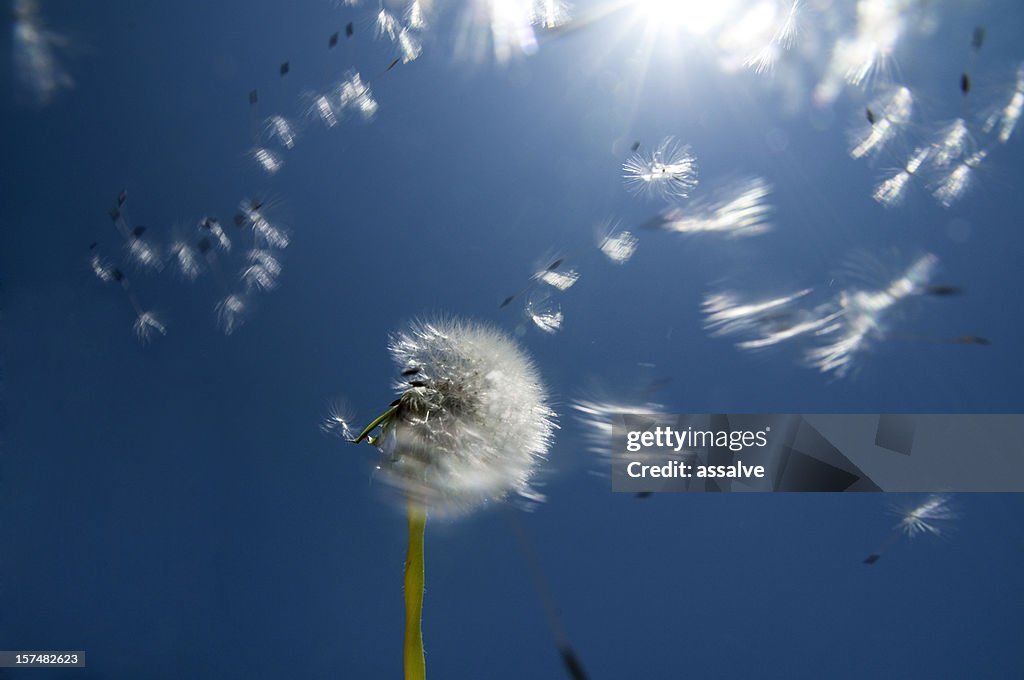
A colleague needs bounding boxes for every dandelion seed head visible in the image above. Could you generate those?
[378,317,556,515]
[623,137,698,202]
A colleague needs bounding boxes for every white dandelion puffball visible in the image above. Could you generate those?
[378,317,556,515]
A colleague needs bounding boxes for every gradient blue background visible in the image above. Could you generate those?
[2,1,1023,678]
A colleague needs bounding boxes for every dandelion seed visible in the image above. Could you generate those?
[536,268,579,291]
[240,248,281,292]
[599,228,638,264]
[216,294,247,335]
[872,146,929,207]
[525,291,564,334]
[532,0,571,29]
[898,494,955,538]
[376,8,400,41]
[397,28,422,63]
[702,289,813,337]
[133,311,166,344]
[622,137,698,202]
[238,199,289,249]
[12,0,74,106]
[806,253,938,377]
[929,119,971,168]
[252,147,283,175]
[406,0,427,29]
[656,177,772,238]
[349,317,556,516]
[127,234,163,271]
[200,217,231,252]
[90,253,115,282]
[865,494,957,564]
[932,150,986,208]
[982,63,1024,144]
[309,93,338,128]
[321,400,356,440]
[170,240,202,281]
[571,397,672,473]
[265,115,296,149]
[850,86,913,159]
[338,71,378,120]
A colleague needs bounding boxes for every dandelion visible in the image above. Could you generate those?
[344,316,556,679]
[864,494,956,564]
[622,137,698,202]
[351,317,555,513]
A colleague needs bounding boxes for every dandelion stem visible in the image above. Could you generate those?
[404,502,427,680]
[350,405,399,445]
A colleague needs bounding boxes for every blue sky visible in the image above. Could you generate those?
[2,0,1023,677]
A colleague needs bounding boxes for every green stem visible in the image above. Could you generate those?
[350,405,399,445]
[404,502,427,680]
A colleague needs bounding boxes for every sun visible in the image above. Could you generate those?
[633,0,744,36]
